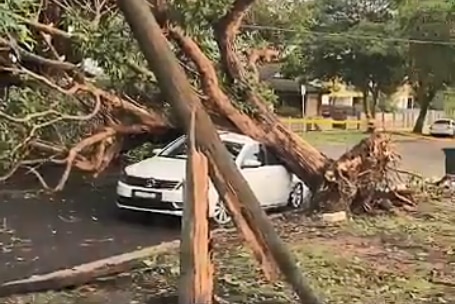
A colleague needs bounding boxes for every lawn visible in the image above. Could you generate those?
[301,130,418,146]
[3,198,454,304]
[301,131,368,146]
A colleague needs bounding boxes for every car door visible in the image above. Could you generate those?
[239,144,273,206]
[263,147,293,206]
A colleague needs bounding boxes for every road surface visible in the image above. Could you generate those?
[0,175,180,283]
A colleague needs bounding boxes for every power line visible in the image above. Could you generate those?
[241,24,455,46]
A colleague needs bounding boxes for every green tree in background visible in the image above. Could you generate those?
[284,0,406,118]
[399,0,455,133]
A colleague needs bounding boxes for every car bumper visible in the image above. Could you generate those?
[116,181,216,217]
[116,180,184,215]
[116,201,184,216]
[430,129,453,136]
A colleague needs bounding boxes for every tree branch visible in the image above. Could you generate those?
[169,27,264,138]
[0,37,78,72]
[213,0,256,81]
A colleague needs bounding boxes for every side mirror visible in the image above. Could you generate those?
[242,159,262,168]
[152,148,163,155]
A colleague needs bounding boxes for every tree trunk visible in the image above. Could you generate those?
[116,1,322,303]
[412,87,434,134]
[179,112,213,304]
[362,89,371,119]
[371,88,379,119]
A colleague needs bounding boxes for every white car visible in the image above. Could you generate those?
[116,131,311,225]
[429,119,455,137]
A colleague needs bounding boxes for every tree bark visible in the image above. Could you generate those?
[116,1,322,303]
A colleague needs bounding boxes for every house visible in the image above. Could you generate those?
[259,64,416,118]
[259,64,329,117]
[388,83,415,110]
[320,81,364,118]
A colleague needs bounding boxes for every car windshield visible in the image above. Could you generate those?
[159,138,244,160]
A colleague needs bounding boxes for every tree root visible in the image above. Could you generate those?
[312,132,420,214]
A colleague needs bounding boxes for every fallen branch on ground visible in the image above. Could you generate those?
[0,240,180,297]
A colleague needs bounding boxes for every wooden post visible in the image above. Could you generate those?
[117,1,322,303]
[179,111,213,304]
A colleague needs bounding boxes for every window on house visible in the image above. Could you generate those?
[407,97,413,109]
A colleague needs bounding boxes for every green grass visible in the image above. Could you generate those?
[301,130,417,146]
[301,131,368,146]
[3,200,455,304]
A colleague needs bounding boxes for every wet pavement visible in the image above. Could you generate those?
[0,172,180,283]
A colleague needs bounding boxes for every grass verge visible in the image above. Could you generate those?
[301,131,417,146]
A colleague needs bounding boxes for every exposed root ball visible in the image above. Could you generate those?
[312,132,417,214]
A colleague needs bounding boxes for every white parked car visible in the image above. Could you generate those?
[116,131,311,225]
[429,118,455,137]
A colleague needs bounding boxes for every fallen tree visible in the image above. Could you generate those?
[150,0,414,213]
[0,0,416,213]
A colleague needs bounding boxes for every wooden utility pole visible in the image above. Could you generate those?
[179,111,213,304]
[116,1,322,303]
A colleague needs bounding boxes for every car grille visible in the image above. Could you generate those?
[124,176,179,189]
[117,196,177,210]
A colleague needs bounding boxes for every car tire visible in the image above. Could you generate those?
[288,182,310,210]
[212,200,232,226]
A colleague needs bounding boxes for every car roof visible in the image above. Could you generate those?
[217,130,257,144]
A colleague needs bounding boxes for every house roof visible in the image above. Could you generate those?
[267,78,301,93]
[258,63,282,81]
[258,64,326,94]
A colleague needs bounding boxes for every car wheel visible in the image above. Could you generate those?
[288,182,309,209]
[212,200,232,226]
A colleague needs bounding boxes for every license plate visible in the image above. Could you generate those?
[133,190,161,199]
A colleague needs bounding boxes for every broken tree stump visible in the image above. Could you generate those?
[179,111,214,304]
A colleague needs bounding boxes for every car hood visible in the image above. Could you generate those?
[125,156,186,181]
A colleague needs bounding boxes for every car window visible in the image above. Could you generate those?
[242,144,265,166]
[160,138,243,160]
[433,120,451,125]
[263,147,283,166]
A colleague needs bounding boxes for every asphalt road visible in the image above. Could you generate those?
[316,137,451,178]
[0,138,452,283]
[0,174,180,283]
